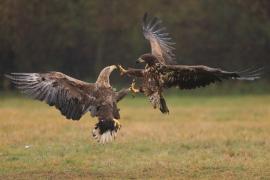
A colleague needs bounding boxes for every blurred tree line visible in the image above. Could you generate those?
[0,0,270,89]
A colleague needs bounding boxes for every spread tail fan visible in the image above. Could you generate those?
[92,118,121,144]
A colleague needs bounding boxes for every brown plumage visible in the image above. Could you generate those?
[142,13,176,65]
[119,13,262,113]
[5,65,129,143]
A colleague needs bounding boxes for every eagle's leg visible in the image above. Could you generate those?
[129,79,140,95]
[117,65,127,76]
[113,119,121,130]
[117,65,144,77]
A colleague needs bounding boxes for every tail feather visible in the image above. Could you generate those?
[149,92,169,114]
[160,96,169,114]
[92,118,121,144]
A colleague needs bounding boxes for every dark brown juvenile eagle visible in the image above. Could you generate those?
[119,13,262,113]
[5,65,129,143]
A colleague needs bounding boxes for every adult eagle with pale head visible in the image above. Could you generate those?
[119,13,262,113]
[5,65,129,143]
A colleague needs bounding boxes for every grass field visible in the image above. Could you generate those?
[1,94,270,179]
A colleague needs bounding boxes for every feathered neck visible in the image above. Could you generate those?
[96,65,116,88]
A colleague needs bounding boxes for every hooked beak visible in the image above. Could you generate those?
[109,65,117,72]
[136,58,145,64]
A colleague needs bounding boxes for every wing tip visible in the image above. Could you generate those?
[143,12,148,20]
[4,73,11,79]
[236,66,264,81]
[142,12,149,28]
[4,73,16,81]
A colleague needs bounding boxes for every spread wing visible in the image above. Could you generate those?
[161,65,262,89]
[5,72,97,120]
[115,88,130,102]
[142,13,176,65]
[111,88,130,119]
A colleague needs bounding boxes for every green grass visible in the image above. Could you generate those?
[0,94,270,179]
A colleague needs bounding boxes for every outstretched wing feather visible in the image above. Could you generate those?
[161,65,262,89]
[5,72,96,120]
[142,13,176,65]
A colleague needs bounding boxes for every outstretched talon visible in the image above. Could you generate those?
[113,119,121,131]
[117,65,127,76]
[129,79,140,96]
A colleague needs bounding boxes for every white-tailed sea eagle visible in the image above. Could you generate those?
[118,13,262,113]
[5,65,129,143]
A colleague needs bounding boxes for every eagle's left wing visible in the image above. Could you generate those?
[161,65,262,90]
[142,13,176,65]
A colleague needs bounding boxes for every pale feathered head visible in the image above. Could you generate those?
[96,65,117,87]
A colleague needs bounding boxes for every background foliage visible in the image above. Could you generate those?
[0,0,270,89]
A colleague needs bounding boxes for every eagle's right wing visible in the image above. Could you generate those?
[161,65,262,90]
[5,72,97,120]
[115,88,130,103]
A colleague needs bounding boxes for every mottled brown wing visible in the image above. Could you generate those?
[142,13,176,65]
[5,72,97,120]
[161,65,262,89]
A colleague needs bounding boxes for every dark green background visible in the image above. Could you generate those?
[1,0,270,89]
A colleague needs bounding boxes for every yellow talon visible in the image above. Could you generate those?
[117,65,127,76]
[113,119,121,130]
[129,80,140,95]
